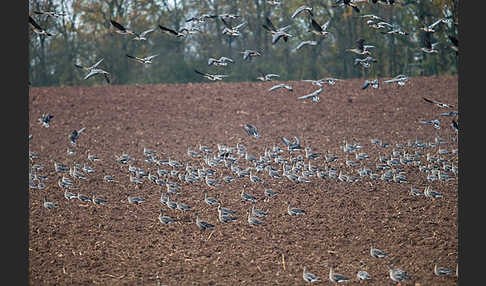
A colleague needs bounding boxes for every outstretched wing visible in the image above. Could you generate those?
[422,97,436,104]
[29,16,43,30]
[311,18,323,32]
[90,58,104,69]
[84,70,99,80]
[110,19,126,32]
[159,25,178,36]
[140,27,156,37]
[265,17,277,32]
[194,69,206,76]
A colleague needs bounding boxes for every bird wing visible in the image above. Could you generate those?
[356,38,365,50]
[29,16,43,30]
[321,19,331,31]
[159,25,178,35]
[126,54,138,61]
[448,35,458,47]
[110,19,126,31]
[291,6,306,18]
[140,27,156,37]
[235,21,247,30]
[265,17,277,32]
[220,17,233,29]
[423,97,437,104]
[84,69,100,80]
[361,80,371,89]
[208,58,217,65]
[145,54,159,61]
[268,84,284,91]
[219,56,234,63]
[90,58,104,69]
[194,69,207,76]
[429,18,444,29]
[311,18,323,32]
[272,32,286,44]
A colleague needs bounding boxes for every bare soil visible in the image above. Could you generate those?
[28,76,458,285]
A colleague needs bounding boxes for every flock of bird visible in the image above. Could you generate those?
[29,0,458,284]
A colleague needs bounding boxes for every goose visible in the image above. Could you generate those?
[247,209,265,226]
[194,69,228,81]
[185,14,218,23]
[309,18,331,37]
[354,56,377,69]
[126,54,159,65]
[370,242,387,258]
[409,185,423,196]
[302,79,324,87]
[165,195,178,210]
[262,17,293,44]
[204,190,220,206]
[127,195,145,205]
[43,196,58,209]
[388,264,412,285]
[218,13,240,20]
[208,56,234,67]
[357,261,371,281]
[347,39,373,56]
[303,266,321,283]
[241,50,261,61]
[266,0,281,6]
[287,202,306,216]
[321,77,340,85]
[329,265,350,284]
[64,189,77,200]
[433,259,455,276]
[440,111,459,117]
[424,185,443,198]
[256,72,280,81]
[82,68,110,83]
[244,124,259,138]
[92,193,108,205]
[159,209,175,224]
[103,175,117,183]
[451,120,459,133]
[421,18,447,33]
[38,113,54,128]
[298,88,322,102]
[292,5,313,19]
[77,193,92,203]
[221,18,246,37]
[268,83,293,92]
[29,16,52,36]
[384,74,408,86]
[132,27,156,41]
[360,14,386,21]
[195,213,215,231]
[110,19,137,36]
[241,190,257,202]
[251,204,268,218]
[294,40,318,52]
[422,97,454,108]
[158,24,186,37]
[361,79,379,90]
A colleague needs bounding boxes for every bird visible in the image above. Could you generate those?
[268,83,293,92]
[388,264,412,285]
[64,189,77,200]
[208,56,234,67]
[354,56,377,69]
[347,39,374,56]
[33,10,65,18]
[370,242,387,258]
[422,97,454,108]
[410,185,423,196]
[195,213,215,231]
[262,17,293,44]
[127,195,145,205]
[294,40,318,51]
[329,265,350,284]
[92,193,108,205]
[158,24,186,37]
[241,190,257,202]
[251,204,268,218]
[204,190,220,206]
[424,185,443,198]
[126,54,159,65]
[43,196,58,209]
[194,70,228,81]
[29,16,52,36]
[221,18,247,37]
[451,120,459,133]
[247,209,265,226]
[357,269,371,281]
[81,67,111,83]
[68,127,86,146]
[309,18,331,37]
[110,19,137,36]
[384,74,408,86]
[421,18,448,33]
[362,79,379,90]
[217,202,237,216]
[244,124,259,138]
[287,202,306,216]
[158,209,175,224]
[185,13,218,23]
[292,5,313,19]
[298,88,322,102]
[74,58,104,72]
[38,113,54,128]
[303,266,321,283]
[241,50,261,61]
[132,27,156,41]
[433,259,455,276]
[256,71,280,81]
[77,192,92,203]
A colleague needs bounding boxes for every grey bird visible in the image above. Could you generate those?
[329,265,350,284]
[194,69,228,81]
[294,40,318,52]
[38,113,54,128]
[287,202,306,216]
[292,5,313,19]
[159,209,176,224]
[388,264,412,285]
[268,83,293,92]
[244,124,259,138]
[361,79,379,90]
[43,196,58,209]
[247,209,265,226]
[195,213,215,231]
[303,266,321,283]
[29,16,52,36]
[370,242,387,258]
[127,195,145,205]
[126,54,159,65]
[68,128,86,146]
[241,50,261,61]
[433,259,455,276]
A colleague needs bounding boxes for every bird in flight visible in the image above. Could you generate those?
[262,16,293,44]
[291,5,313,19]
[244,124,260,138]
[110,19,137,36]
[126,54,159,65]
[422,97,454,108]
[194,70,228,81]
[159,24,186,37]
[309,18,331,37]
[132,27,156,41]
[347,39,374,56]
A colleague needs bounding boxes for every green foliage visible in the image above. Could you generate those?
[28,0,459,87]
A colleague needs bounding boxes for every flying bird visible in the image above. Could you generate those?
[256,71,280,81]
[208,56,234,66]
[221,18,247,37]
[241,50,262,61]
[347,39,374,55]
[69,127,86,146]
[309,18,331,37]
[194,70,228,81]
[421,32,439,54]
[126,54,159,65]
[38,113,54,128]
[132,27,156,41]
[268,83,293,92]
[244,124,260,138]
[294,40,318,51]
[334,0,360,13]
[262,17,293,44]
[298,88,322,102]
[292,5,313,19]
[362,79,379,90]
[422,97,454,108]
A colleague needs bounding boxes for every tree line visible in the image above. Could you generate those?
[28,0,459,87]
